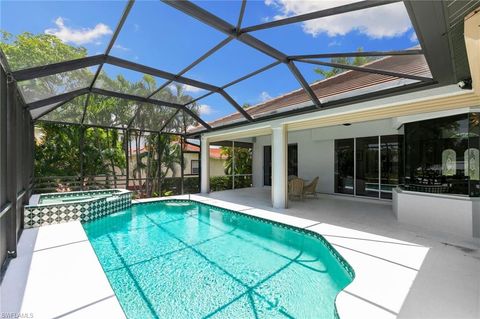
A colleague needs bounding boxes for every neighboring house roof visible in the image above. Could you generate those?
[129,143,226,160]
[183,143,200,152]
[189,52,431,132]
[209,148,227,160]
[184,143,226,160]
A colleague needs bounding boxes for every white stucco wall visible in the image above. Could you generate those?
[252,118,401,194]
[394,188,479,238]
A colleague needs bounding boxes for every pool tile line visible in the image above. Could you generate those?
[105,234,160,319]
[246,292,260,319]
[202,251,302,319]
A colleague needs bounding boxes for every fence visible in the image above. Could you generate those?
[33,175,200,198]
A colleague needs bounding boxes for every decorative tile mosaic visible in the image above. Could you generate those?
[24,189,132,228]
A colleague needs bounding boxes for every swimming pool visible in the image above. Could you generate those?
[83,200,354,318]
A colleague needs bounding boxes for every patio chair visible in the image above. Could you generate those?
[288,178,304,200]
[303,176,319,198]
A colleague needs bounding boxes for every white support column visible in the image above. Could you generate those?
[271,124,288,209]
[200,136,210,193]
[465,7,480,94]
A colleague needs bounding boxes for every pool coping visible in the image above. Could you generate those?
[132,195,357,318]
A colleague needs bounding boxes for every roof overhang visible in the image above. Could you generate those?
[200,84,480,141]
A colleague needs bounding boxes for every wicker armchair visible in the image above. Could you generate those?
[303,176,319,198]
[288,178,304,200]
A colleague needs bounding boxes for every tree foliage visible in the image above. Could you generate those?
[314,48,377,79]
[1,31,200,196]
[220,146,253,175]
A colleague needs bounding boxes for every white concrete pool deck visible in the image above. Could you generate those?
[2,187,479,318]
[0,222,126,319]
[172,189,480,319]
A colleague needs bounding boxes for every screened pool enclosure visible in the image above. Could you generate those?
[1,0,475,274]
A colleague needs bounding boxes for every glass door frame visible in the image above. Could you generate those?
[263,143,298,186]
[335,135,399,200]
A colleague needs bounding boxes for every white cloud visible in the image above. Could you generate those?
[198,104,213,116]
[328,40,341,47]
[410,32,418,43]
[259,91,272,102]
[113,44,131,52]
[45,17,113,45]
[264,0,412,39]
[133,23,140,32]
[169,84,205,95]
[183,85,205,94]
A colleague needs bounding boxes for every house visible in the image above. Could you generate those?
[190,10,480,240]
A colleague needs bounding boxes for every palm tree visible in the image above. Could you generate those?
[314,47,377,79]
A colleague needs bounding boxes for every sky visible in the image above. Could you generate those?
[0,0,419,122]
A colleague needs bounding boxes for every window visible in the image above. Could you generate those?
[381,135,402,199]
[403,113,478,196]
[191,160,199,175]
[263,144,298,186]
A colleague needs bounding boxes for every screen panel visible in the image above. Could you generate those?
[84,94,140,129]
[17,68,93,104]
[163,110,199,135]
[95,64,166,98]
[130,104,177,132]
[1,0,126,71]
[246,1,416,56]
[184,40,275,87]
[187,93,241,127]
[224,63,303,119]
[191,0,244,25]
[111,0,225,74]
[41,95,86,124]
[151,82,207,104]
[30,102,62,120]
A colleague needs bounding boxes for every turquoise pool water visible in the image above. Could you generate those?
[83,200,353,319]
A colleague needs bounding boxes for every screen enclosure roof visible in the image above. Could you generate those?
[1,0,477,136]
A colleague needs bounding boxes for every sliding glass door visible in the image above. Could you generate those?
[335,135,401,199]
[356,137,379,198]
[335,139,354,194]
